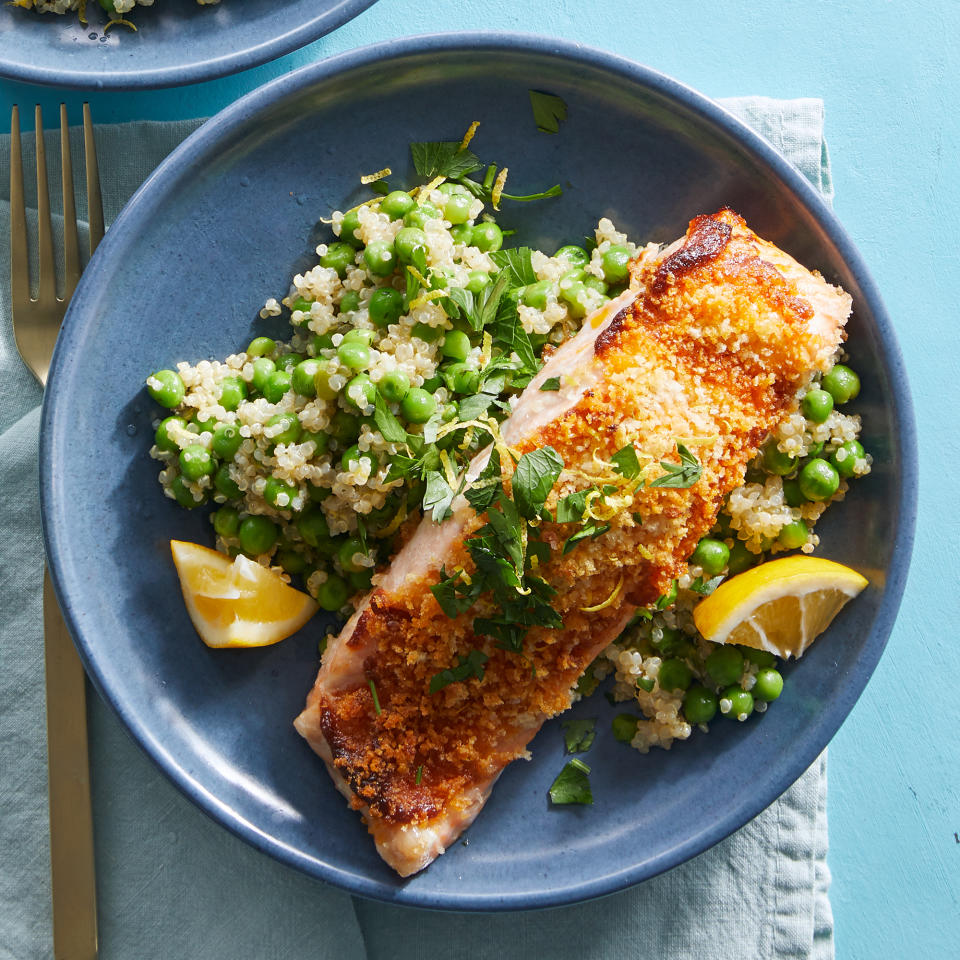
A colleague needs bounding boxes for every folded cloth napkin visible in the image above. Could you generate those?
[0,97,833,960]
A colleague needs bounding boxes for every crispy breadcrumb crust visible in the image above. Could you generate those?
[300,209,847,833]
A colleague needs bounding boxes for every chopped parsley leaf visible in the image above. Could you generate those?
[690,574,725,595]
[529,90,568,134]
[611,443,642,480]
[539,376,561,391]
[368,678,381,716]
[648,442,702,489]
[429,649,489,694]
[561,717,597,754]
[512,446,564,519]
[410,140,483,180]
[549,758,593,805]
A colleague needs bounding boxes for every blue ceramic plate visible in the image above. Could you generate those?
[41,35,916,910]
[0,0,375,89]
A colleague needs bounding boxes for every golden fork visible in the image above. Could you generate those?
[10,103,104,960]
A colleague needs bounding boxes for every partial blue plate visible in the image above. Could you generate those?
[0,0,376,89]
[40,35,916,910]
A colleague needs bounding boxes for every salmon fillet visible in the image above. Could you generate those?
[294,209,851,876]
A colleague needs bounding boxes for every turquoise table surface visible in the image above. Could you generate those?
[2,0,957,956]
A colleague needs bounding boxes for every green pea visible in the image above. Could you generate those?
[238,516,278,556]
[342,327,376,346]
[560,280,596,319]
[337,536,368,574]
[441,402,459,423]
[321,241,356,278]
[276,353,304,373]
[443,192,472,224]
[369,287,404,328]
[341,445,378,474]
[266,412,302,446]
[312,367,338,401]
[277,548,308,577]
[363,240,397,277]
[263,371,292,403]
[830,439,865,478]
[691,537,730,575]
[179,444,215,481]
[706,645,744,687]
[782,477,806,507]
[339,209,363,248]
[291,359,322,397]
[212,423,243,461]
[402,202,440,230]
[213,506,241,538]
[411,322,444,343]
[429,267,458,292]
[344,374,376,409]
[436,182,469,196]
[521,280,552,310]
[394,227,429,264]
[339,290,361,314]
[778,519,809,550]
[450,223,473,244]
[401,387,437,424]
[246,336,276,358]
[213,463,241,500]
[264,477,299,510]
[612,714,640,743]
[658,658,693,692]
[739,646,777,668]
[726,540,755,575]
[720,686,754,720]
[555,244,589,266]
[147,369,185,409]
[601,244,631,284]
[337,340,371,371]
[442,330,471,362]
[762,441,798,476]
[190,412,217,434]
[297,508,330,547]
[753,668,784,702]
[801,388,834,423]
[328,411,360,444]
[582,275,608,296]
[683,685,718,724]
[154,416,186,453]
[301,431,328,455]
[379,370,410,403]
[652,625,684,655]
[310,334,331,356]
[821,364,860,404]
[380,190,415,221]
[798,458,840,501]
[316,575,350,611]
[251,357,276,394]
[171,474,203,509]
[466,270,491,294]
[471,221,503,252]
[349,569,374,592]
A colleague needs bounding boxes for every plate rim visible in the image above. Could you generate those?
[0,0,378,90]
[40,31,918,910]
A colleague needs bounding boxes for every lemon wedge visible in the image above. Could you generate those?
[170,540,318,648]
[692,556,867,659]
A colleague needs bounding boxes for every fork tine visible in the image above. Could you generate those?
[10,106,29,313]
[60,105,80,304]
[34,106,56,308]
[83,103,104,254]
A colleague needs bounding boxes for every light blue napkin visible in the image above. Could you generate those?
[0,98,833,960]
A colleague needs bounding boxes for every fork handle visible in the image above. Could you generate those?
[44,569,98,960]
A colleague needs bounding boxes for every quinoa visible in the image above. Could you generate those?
[146,156,871,757]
